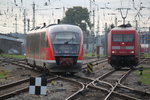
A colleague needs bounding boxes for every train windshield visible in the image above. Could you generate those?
[124,34,134,42]
[50,32,80,56]
[51,32,80,44]
[112,34,134,42]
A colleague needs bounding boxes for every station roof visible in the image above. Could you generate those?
[0,33,22,43]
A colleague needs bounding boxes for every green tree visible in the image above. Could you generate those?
[61,6,91,31]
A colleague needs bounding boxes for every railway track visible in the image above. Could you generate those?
[0,78,33,99]
[0,58,44,74]
[0,57,150,99]
[0,57,108,76]
[66,67,150,100]
[82,58,108,72]
[83,56,107,64]
[0,75,57,100]
[0,58,43,99]
[0,75,86,100]
[0,56,109,100]
[0,57,103,99]
[65,69,127,100]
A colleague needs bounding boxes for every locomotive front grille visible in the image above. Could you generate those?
[111,55,137,66]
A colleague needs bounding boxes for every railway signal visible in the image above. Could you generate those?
[29,77,47,95]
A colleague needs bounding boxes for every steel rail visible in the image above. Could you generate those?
[0,76,58,100]
[85,70,115,88]
[82,59,108,70]
[63,76,85,100]
[117,64,150,99]
[65,70,115,100]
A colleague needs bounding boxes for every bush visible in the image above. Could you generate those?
[0,49,3,54]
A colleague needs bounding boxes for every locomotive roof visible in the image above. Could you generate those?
[111,27,136,31]
[48,24,82,33]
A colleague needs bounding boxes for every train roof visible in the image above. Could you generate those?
[28,24,82,34]
[111,27,137,31]
[47,24,82,33]
[111,24,137,31]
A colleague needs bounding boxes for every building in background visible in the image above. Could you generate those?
[0,33,26,54]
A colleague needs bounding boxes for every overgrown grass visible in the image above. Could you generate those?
[0,54,25,59]
[0,69,9,79]
[135,68,150,85]
[144,53,150,58]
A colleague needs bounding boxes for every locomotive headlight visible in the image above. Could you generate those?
[112,51,115,53]
[130,51,134,53]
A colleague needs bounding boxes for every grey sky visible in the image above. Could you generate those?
[0,0,149,34]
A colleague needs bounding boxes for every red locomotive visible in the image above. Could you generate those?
[107,25,140,69]
[26,24,84,73]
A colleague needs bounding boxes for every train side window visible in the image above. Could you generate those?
[41,32,45,48]
[41,32,48,48]
[30,34,34,55]
[34,33,40,54]
[45,36,48,47]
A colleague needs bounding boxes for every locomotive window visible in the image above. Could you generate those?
[124,34,134,42]
[112,34,123,42]
[112,34,134,42]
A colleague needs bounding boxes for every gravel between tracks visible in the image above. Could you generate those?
[122,64,150,93]
[7,79,81,100]
[1,58,150,99]
[91,61,150,94]
[0,63,39,85]
[77,62,112,79]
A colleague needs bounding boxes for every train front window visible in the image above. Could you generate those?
[124,34,134,42]
[51,32,80,44]
[112,34,134,42]
[112,34,123,42]
[55,33,75,40]
[50,32,80,56]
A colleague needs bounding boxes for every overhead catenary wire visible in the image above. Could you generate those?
[0,0,149,33]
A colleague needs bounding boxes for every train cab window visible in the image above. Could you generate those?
[112,34,123,42]
[124,34,134,42]
[50,32,80,56]
[56,33,76,40]
[51,32,80,44]
[112,34,134,42]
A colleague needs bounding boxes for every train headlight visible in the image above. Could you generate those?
[130,51,134,53]
[112,51,115,53]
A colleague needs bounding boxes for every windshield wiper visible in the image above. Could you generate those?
[64,37,74,44]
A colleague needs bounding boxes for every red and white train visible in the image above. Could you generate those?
[107,25,140,69]
[26,24,84,73]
